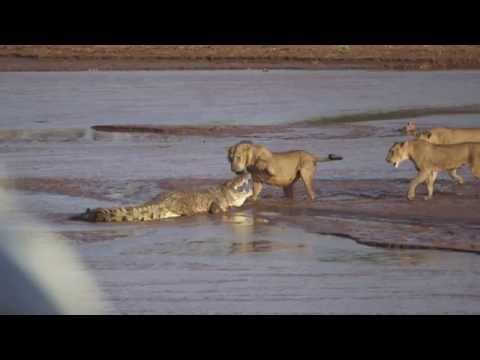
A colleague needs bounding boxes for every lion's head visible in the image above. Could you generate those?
[404,121,417,135]
[227,141,255,175]
[416,130,433,142]
[386,142,410,168]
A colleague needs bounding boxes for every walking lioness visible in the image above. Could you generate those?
[404,121,480,184]
[405,121,480,145]
[386,139,480,200]
[74,174,253,223]
[227,141,343,201]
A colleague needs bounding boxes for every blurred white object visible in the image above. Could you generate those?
[0,187,107,315]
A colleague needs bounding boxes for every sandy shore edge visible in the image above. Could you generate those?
[2,45,480,71]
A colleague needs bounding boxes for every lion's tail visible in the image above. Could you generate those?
[314,154,343,164]
[73,203,170,223]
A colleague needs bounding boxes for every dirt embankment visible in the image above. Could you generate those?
[91,124,289,137]
[2,45,480,71]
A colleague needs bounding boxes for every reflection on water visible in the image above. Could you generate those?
[222,211,308,255]
[60,209,480,314]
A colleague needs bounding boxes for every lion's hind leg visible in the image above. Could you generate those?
[283,184,295,199]
[283,175,299,199]
[448,169,465,185]
[299,164,317,201]
[472,166,480,179]
[425,171,438,200]
[471,155,480,179]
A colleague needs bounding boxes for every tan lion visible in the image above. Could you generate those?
[404,121,480,184]
[386,139,480,200]
[227,141,343,201]
[405,121,480,144]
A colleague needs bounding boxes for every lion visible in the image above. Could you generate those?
[403,121,480,184]
[405,121,480,144]
[386,139,480,200]
[227,141,343,201]
[74,173,253,223]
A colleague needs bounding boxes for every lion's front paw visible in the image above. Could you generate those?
[407,194,415,201]
[424,196,432,201]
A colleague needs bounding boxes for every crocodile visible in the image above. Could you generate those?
[74,173,253,223]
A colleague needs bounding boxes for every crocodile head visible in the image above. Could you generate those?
[222,173,254,207]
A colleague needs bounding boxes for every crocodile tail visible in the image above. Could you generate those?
[78,204,174,223]
[315,154,343,164]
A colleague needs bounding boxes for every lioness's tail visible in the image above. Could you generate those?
[315,154,343,164]
[73,204,170,223]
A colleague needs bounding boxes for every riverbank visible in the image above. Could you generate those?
[2,45,480,71]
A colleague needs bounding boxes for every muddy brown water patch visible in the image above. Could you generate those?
[256,178,480,225]
[253,206,480,254]
[0,177,214,203]
[92,124,289,138]
[251,178,480,253]
[89,105,480,143]
[59,229,133,243]
[91,122,382,142]
[305,104,480,126]
[0,178,112,201]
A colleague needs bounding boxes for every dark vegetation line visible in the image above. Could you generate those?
[304,104,480,125]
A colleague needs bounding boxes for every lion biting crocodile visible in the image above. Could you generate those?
[74,173,253,223]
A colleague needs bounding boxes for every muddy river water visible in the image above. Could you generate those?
[1,70,480,314]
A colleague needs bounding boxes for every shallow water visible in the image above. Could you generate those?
[3,189,480,315]
[2,70,480,129]
[1,70,480,314]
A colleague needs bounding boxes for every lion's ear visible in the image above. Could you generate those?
[246,147,255,166]
[226,146,235,159]
[255,147,271,162]
[426,131,432,139]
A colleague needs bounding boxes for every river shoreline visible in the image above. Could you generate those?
[2,45,480,71]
